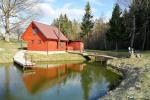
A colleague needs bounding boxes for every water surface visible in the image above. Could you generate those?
[0,62,121,100]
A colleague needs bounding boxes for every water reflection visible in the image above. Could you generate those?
[0,62,122,100]
[22,63,85,94]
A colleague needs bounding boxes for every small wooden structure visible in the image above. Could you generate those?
[13,50,35,69]
[85,54,117,62]
[68,41,84,52]
[68,51,117,62]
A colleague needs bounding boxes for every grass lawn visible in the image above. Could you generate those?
[26,52,86,62]
[86,50,128,58]
[0,40,22,63]
[141,51,150,59]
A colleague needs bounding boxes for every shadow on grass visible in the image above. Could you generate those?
[18,47,27,50]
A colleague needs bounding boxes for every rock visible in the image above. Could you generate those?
[135,82,141,90]
[121,81,125,86]
[136,53,142,58]
[127,95,134,99]
[130,53,136,58]
[129,87,135,92]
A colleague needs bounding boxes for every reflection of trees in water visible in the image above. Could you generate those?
[81,65,93,100]
[4,65,10,100]
[80,62,122,100]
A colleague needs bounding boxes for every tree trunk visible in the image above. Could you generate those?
[103,34,107,50]
[142,1,149,50]
[142,25,147,50]
[115,41,118,51]
[130,15,136,48]
[4,14,10,42]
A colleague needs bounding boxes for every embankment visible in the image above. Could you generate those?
[101,58,150,99]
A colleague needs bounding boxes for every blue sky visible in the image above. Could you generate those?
[33,0,117,24]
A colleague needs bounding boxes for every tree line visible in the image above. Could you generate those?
[107,0,150,50]
[53,0,150,50]
[1,0,150,50]
[52,2,109,50]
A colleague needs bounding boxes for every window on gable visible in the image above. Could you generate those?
[32,28,39,34]
[31,40,34,44]
[38,40,42,44]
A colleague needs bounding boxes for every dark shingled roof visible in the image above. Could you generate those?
[32,21,68,41]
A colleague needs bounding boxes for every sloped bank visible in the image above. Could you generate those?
[101,58,150,100]
[26,52,86,62]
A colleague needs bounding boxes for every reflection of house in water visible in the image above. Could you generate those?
[22,63,85,94]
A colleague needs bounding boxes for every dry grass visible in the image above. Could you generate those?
[26,52,86,62]
[0,40,21,63]
[104,52,150,99]
[107,58,150,68]
[86,50,128,58]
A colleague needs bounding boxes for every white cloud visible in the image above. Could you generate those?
[85,0,104,6]
[42,0,55,3]
[32,3,85,23]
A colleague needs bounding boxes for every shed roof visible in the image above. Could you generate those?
[32,21,68,41]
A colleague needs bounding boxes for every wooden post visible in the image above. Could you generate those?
[47,41,48,55]
[31,55,33,66]
[25,53,27,66]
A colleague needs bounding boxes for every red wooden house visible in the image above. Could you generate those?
[21,21,84,51]
[22,21,68,51]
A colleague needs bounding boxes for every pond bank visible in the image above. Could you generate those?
[26,52,86,62]
[102,58,150,99]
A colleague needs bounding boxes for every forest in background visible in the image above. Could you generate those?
[0,0,150,51]
[52,0,150,51]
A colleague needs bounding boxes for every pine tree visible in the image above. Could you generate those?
[81,2,94,38]
[107,3,122,50]
[51,14,72,37]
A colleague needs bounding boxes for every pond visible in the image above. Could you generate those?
[0,62,122,100]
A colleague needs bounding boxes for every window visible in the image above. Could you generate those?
[31,40,34,44]
[38,40,42,44]
[60,42,64,47]
[32,28,39,34]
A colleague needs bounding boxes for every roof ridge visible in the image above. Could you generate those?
[32,21,50,26]
[32,21,47,38]
[31,21,68,41]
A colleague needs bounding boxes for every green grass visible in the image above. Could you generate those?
[0,40,21,63]
[27,53,86,62]
[141,51,150,59]
[107,58,150,68]
[86,50,128,58]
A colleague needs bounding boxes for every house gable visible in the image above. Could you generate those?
[21,22,47,42]
[32,21,68,41]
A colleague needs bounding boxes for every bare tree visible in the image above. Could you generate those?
[0,0,39,42]
[118,0,145,48]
